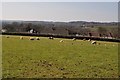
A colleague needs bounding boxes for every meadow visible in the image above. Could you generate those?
[2,35,119,78]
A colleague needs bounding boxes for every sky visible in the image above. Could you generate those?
[1,1,119,22]
[1,0,119,2]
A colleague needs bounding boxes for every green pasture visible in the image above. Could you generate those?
[2,35,119,78]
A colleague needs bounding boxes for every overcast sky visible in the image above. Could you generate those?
[1,1,118,22]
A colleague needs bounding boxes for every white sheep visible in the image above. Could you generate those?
[91,41,96,44]
[83,38,86,41]
[60,40,64,42]
[29,37,35,40]
[88,39,91,41]
[20,36,23,39]
[36,37,40,40]
[72,38,76,41]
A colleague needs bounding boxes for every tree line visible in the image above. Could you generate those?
[2,21,119,39]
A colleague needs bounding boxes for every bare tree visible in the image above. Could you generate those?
[97,27,107,38]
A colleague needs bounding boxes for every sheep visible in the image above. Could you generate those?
[97,43,100,45]
[91,41,97,44]
[36,37,40,40]
[88,39,91,41]
[72,38,76,41]
[48,37,54,40]
[20,36,23,40]
[29,37,35,40]
[6,36,9,38]
[60,40,64,42]
[83,38,86,41]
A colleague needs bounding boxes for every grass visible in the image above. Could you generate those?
[2,35,119,78]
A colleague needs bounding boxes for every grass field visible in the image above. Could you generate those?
[2,35,119,78]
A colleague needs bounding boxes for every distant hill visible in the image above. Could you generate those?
[2,20,118,27]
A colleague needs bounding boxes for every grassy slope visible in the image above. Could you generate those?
[2,35,118,78]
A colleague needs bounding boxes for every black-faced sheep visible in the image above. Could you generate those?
[20,36,23,39]
[36,37,40,40]
[48,37,54,40]
[91,41,97,44]
[29,37,35,40]
[6,36,9,38]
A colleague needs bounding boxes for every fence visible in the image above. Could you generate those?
[2,32,120,42]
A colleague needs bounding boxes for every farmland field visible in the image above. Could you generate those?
[2,35,119,78]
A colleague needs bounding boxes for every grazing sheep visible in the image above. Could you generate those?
[105,44,107,46]
[83,38,86,41]
[6,36,9,38]
[97,43,100,45]
[20,36,23,39]
[91,41,97,44]
[29,37,35,40]
[72,38,76,41]
[36,37,40,40]
[48,37,54,40]
[60,40,64,42]
[88,39,91,41]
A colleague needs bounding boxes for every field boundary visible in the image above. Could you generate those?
[1,78,119,80]
[1,32,120,42]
